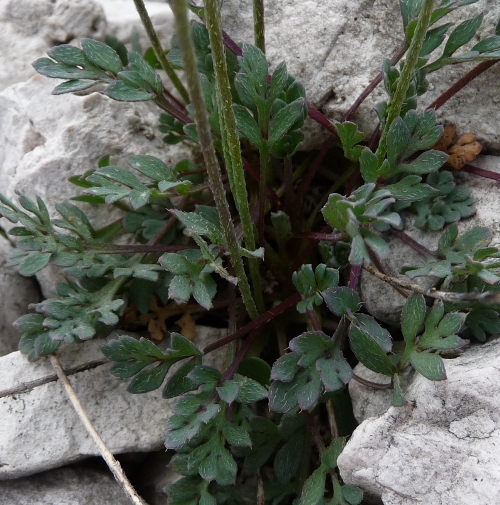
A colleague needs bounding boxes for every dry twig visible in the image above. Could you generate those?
[49,354,149,505]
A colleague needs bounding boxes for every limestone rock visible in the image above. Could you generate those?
[337,337,500,505]
[0,235,41,357]
[359,155,500,325]
[222,0,500,153]
[0,0,107,92]
[0,326,225,480]
[0,465,133,505]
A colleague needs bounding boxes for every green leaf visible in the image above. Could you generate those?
[297,369,322,410]
[163,359,198,398]
[217,380,240,404]
[387,117,410,168]
[128,155,174,182]
[268,377,302,413]
[289,332,334,367]
[274,429,305,483]
[322,438,344,469]
[129,51,163,95]
[34,332,61,357]
[410,351,446,380]
[268,99,306,147]
[233,374,268,403]
[386,175,437,201]
[270,353,300,382]
[322,286,361,316]
[52,80,96,95]
[105,82,153,101]
[342,485,364,505]
[19,252,51,276]
[335,121,365,161]
[442,14,483,57]
[233,104,263,148]
[104,35,129,66]
[128,362,171,393]
[397,150,447,175]
[401,294,426,344]
[359,148,380,183]
[348,325,394,375]
[237,357,271,386]
[221,421,252,448]
[299,466,328,505]
[350,314,392,352]
[172,209,224,245]
[47,45,87,65]
[81,38,123,74]
[420,23,453,57]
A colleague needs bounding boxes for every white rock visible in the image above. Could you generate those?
[359,155,500,325]
[0,326,225,480]
[0,75,193,296]
[0,235,41,357]
[0,465,133,505]
[0,0,107,93]
[338,337,500,505]
[222,0,500,152]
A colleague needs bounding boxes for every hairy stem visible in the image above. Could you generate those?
[204,0,264,313]
[375,0,433,162]
[49,355,148,505]
[132,0,189,103]
[170,0,258,320]
[253,0,266,53]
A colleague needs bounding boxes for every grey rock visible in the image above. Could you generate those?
[338,337,500,505]
[0,235,41,357]
[0,326,225,480]
[349,364,393,424]
[359,155,500,325]
[0,0,107,93]
[0,75,194,296]
[222,0,500,152]
[0,465,133,505]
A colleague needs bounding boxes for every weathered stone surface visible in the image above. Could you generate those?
[0,465,133,505]
[0,235,41,357]
[338,337,500,505]
[0,0,107,92]
[0,75,193,296]
[222,0,500,153]
[349,364,393,424]
[359,155,500,325]
[0,326,225,480]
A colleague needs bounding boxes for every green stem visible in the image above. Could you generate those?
[132,0,190,104]
[170,0,259,321]
[258,145,270,246]
[253,0,266,53]
[204,0,264,313]
[375,0,434,162]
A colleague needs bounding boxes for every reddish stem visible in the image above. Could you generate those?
[391,229,434,258]
[427,60,499,111]
[462,164,500,182]
[203,293,301,353]
[221,329,259,381]
[307,309,322,331]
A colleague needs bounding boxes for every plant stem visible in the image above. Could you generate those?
[427,59,499,111]
[204,0,264,313]
[49,355,149,505]
[390,229,434,258]
[132,0,190,104]
[253,0,266,53]
[463,163,500,182]
[203,293,301,353]
[170,0,259,320]
[375,0,434,162]
[363,263,500,304]
[258,146,270,245]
